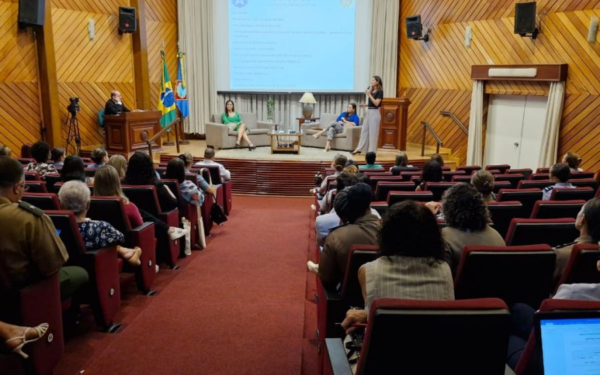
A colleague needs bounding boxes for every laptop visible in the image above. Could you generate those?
[535,311,600,375]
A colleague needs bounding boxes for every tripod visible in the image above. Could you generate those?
[65,112,81,155]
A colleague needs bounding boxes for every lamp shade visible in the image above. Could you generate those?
[299,92,317,104]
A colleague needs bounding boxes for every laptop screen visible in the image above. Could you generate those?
[537,314,600,375]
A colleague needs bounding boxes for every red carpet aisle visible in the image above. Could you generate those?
[55,196,313,375]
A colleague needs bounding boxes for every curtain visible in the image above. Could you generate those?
[177,0,216,134]
[538,81,566,167]
[370,0,399,96]
[215,94,364,131]
[467,80,484,166]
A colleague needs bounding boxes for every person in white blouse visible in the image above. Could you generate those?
[194,147,231,182]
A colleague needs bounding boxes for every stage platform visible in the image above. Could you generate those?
[155,140,456,196]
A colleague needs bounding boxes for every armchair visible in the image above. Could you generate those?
[205,112,272,149]
[301,113,361,152]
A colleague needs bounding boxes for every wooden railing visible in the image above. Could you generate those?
[440,110,468,135]
[421,121,443,156]
[140,119,180,161]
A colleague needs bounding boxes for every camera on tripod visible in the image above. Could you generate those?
[67,97,80,116]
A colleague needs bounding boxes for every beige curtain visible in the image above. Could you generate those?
[216,94,364,131]
[370,0,399,96]
[467,81,484,166]
[538,81,565,167]
[177,0,216,134]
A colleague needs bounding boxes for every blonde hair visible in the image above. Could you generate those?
[563,152,582,170]
[93,165,129,204]
[107,155,127,178]
[471,170,495,197]
[0,146,11,157]
[343,165,359,174]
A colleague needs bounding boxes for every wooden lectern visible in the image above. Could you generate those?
[378,98,411,151]
[104,111,162,158]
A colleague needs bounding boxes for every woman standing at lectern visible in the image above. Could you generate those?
[352,76,383,155]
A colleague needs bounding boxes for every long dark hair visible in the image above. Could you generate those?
[372,76,383,91]
[380,201,445,261]
[419,160,443,185]
[224,100,235,114]
[166,158,186,184]
[124,151,158,185]
[394,152,409,167]
[60,155,86,182]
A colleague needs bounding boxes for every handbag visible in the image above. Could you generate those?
[210,195,228,224]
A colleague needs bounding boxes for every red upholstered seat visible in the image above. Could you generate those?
[451,175,472,183]
[529,173,551,180]
[21,193,61,211]
[504,218,578,247]
[46,210,121,330]
[454,245,555,308]
[486,201,525,238]
[24,181,48,193]
[370,201,388,216]
[550,187,595,201]
[555,243,600,291]
[200,164,233,215]
[514,299,600,375]
[497,188,543,218]
[161,179,204,250]
[367,175,404,192]
[569,171,595,179]
[507,168,533,179]
[325,298,510,375]
[88,196,158,294]
[44,173,61,192]
[486,164,511,173]
[387,191,434,205]
[424,182,458,201]
[374,181,415,201]
[494,173,525,189]
[569,178,598,193]
[530,199,586,219]
[442,170,466,180]
[518,179,553,190]
[456,165,482,175]
[24,171,41,181]
[536,167,550,174]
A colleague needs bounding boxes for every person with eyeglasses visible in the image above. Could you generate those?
[0,157,88,302]
[104,90,131,116]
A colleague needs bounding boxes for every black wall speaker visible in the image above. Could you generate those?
[18,0,46,28]
[119,6,137,34]
[406,15,423,40]
[515,2,537,35]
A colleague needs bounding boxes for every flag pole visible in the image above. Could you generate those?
[162,41,175,146]
[177,47,189,145]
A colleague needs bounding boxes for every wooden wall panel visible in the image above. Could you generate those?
[145,0,177,111]
[399,1,600,172]
[51,2,135,150]
[0,0,41,156]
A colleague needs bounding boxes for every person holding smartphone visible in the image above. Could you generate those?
[352,76,383,155]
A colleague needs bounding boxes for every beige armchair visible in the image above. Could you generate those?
[205,112,273,149]
[301,113,362,152]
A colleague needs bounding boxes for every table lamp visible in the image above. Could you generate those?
[299,92,317,119]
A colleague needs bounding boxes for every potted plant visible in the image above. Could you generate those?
[266,97,275,123]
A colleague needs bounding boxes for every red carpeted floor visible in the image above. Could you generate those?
[54,195,317,375]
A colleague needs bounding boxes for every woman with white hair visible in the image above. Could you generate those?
[58,180,141,266]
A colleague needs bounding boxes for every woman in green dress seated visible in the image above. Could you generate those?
[222,100,256,150]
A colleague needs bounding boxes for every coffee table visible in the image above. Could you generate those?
[268,130,303,154]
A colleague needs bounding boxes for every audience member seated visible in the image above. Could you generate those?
[0,157,88,300]
[506,254,600,371]
[166,158,203,206]
[341,200,455,337]
[89,148,108,170]
[430,153,445,167]
[312,154,347,197]
[542,163,575,200]
[60,155,93,183]
[343,164,359,174]
[415,160,444,191]
[26,141,57,179]
[440,183,505,274]
[123,152,187,241]
[50,147,65,168]
[0,146,11,157]
[312,103,360,152]
[562,152,583,173]
[471,170,496,203]
[552,198,600,284]
[107,154,127,178]
[178,153,216,197]
[58,180,141,266]
[194,147,231,182]
[389,151,414,175]
[93,165,144,227]
[318,183,381,290]
[1,320,48,359]
[358,152,382,170]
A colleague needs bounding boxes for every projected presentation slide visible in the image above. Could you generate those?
[229,0,356,90]
[540,318,600,375]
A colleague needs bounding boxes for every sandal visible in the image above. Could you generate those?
[6,323,49,359]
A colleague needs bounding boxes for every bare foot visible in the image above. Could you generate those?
[313,133,321,139]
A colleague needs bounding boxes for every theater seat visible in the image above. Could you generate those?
[201,164,233,215]
[517,179,553,190]
[122,185,180,268]
[374,181,415,201]
[454,245,555,308]
[24,181,48,193]
[24,171,41,181]
[368,175,404,192]
[162,179,203,250]
[529,173,550,180]
[504,218,578,247]
[45,173,61,192]
[486,164,511,173]
[451,175,472,183]
[550,187,595,201]
[388,191,434,205]
[507,168,533,179]
[569,171,595,179]
[46,210,121,330]
[456,165,481,175]
[530,200,586,219]
[494,174,525,189]
[325,298,510,375]
[555,243,600,290]
[569,178,598,193]
[497,189,543,218]
[486,201,524,238]
[514,299,600,375]
[0,272,64,375]
[424,182,458,201]
[492,181,512,194]
[370,201,388,216]
[21,193,61,211]
[88,197,158,294]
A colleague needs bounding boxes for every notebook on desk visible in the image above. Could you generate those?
[535,311,600,375]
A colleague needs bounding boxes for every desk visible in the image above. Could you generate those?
[268,130,303,154]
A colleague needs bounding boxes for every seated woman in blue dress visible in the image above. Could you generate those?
[312,103,360,152]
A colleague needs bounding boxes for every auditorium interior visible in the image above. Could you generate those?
[1,1,600,374]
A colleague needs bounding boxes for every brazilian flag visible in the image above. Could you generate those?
[158,50,177,127]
